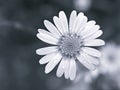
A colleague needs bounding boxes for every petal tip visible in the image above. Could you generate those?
[39,59,43,65]
[43,20,47,24]
[38,29,42,33]
[56,74,62,78]
[45,69,49,74]
[36,33,40,38]
[90,66,96,71]
[36,49,39,55]
[72,10,77,13]
[59,11,65,14]
[101,40,105,46]
[53,16,58,20]
[70,77,75,80]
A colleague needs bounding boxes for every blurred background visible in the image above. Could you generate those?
[0,0,120,90]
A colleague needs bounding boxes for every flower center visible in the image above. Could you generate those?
[58,34,82,57]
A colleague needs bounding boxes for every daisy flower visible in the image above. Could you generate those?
[99,43,120,75]
[36,10,105,80]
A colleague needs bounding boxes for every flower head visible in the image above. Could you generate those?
[36,10,105,80]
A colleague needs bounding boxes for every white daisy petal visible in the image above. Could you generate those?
[81,47,102,57]
[69,58,76,80]
[87,20,96,26]
[45,53,62,74]
[69,10,77,33]
[56,57,66,77]
[59,11,69,33]
[80,52,100,65]
[81,25,100,38]
[84,39,105,46]
[53,16,64,35]
[77,53,96,70]
[80,20,96,35]
[64,59,70,79]
[84,30,103,40]
[44,20,61,38]
[86,55,99,66]
[36,46,58,55]
[37,29,58,45]
[39,52,57,64]
[72,12,84,33]
[73,12,84,32]
[75,15,88,34]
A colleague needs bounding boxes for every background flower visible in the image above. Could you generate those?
[73,0,92,11]
[99,43,120,75]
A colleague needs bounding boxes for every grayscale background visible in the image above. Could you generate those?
[0,0,120,90]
